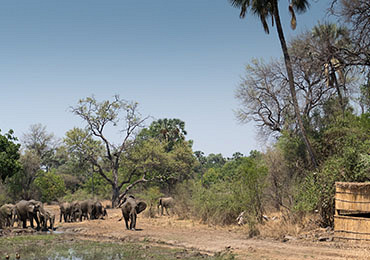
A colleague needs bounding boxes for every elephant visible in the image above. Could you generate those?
[80,200,105,220]
[59,202,71,223]
[158,197,175,216]
[15,200,43,229]
[39,208,55,231]
[90,200,105,219]
[0,203,16,227]
[70,201,82,222]
[80,200,92,220]
[103,207,108,218]
[120,195,147,230]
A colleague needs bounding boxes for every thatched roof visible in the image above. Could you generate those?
[336,182,370,192]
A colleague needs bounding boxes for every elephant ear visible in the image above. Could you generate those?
[136,201,147,214]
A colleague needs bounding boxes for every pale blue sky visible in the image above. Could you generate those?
[0,0,331,157]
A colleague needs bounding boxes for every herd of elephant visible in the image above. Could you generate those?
[0,200,57,231]
[0,196,175,232]
[59,200,107,223]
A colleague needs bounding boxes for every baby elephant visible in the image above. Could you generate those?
[157,197,175,216]
[39,208,55,231]
[0,203,16,227]
[59,202,71,223]
[120,195,147,231]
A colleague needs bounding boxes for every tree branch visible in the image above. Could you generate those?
[117,175,148,207]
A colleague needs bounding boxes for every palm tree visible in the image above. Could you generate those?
[147,118,187,152]
[312,23,350,115]
[229,0,318,167]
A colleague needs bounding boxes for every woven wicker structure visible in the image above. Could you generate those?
[335,182,370,214]
[335,215,370,241]
[334,182,370,241]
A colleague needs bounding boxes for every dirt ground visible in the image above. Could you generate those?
[41,204,370,260]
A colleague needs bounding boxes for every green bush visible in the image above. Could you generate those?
[192,181,237,225]
[83,172,111,199]
[62,189,93,202]
[0,182,10,205]
[138,186,163,218]
[294,174,320,213]
[34,170,66,203]
[296,151,370,226]
[292,113,370,226]
[191,157,268,227]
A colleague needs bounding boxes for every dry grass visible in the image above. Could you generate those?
[257,211,322,240]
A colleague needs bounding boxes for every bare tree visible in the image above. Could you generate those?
[235,58,292,137]
[22,123,59,171]
[9,150,41,200]
[70,95,149,207]
[329,0,370,67]
[289,29,342,122]
[235,50,336,138]
[264,147,293,210]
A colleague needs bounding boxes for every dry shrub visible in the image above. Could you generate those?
[172,182,194,220]
[258,210,321,239]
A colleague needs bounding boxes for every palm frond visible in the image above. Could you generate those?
[240,4,247,18]
[289,4,297,30]
[259,11,270,34]
[291,0,309,13]
[252,0,273,34]
[229,0,250,18]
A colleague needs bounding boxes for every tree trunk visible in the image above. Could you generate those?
[332,73,346,116]
[111,186,120,208]
[111,165,120,208]
[272,0,318,168]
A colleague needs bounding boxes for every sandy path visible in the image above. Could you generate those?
[47,206,370,260]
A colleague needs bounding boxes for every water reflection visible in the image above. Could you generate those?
[47,230,64,234]
[49,249,79,260]
[47,248,124,260]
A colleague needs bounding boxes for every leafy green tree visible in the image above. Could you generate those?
[231,152,244,160]
[129,138,197,193]
[296,113,370,226]
[138,118,187,152]
[34,169,66,203]
[50,144,88,193]
[0,129,21,181]
[194,150,207,179]
[202,168,222,187]
[204,153,226,169]
[193,152,226,186]
[229,0,317,167]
